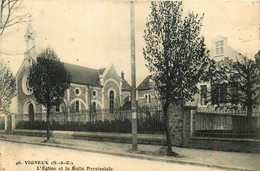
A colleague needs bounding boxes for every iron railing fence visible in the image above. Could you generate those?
[14,108,165,134]
[193,111,260,139]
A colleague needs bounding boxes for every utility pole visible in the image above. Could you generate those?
[0,0,2,35]
[130,0,137,151]
[0,0,2,61]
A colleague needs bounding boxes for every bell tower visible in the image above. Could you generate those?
[24,15,36,66]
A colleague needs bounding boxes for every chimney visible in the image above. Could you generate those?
[121,71,124,80]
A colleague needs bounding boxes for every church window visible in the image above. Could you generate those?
[22,74,33,95]
[26,77,33,92]
[75,88,81,96]
[75,101,79,112]
[145,94,151,104]
[56,105,60,112]
[93,102,96,113]
[92,90,97,97]
[109,90,114,114]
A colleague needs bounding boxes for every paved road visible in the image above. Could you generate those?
[0,140,224,171]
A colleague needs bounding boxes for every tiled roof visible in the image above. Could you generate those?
[63,63,130,89]
[98,68,106,75]
[120,101,131,110]
[137,75,152,91]
[120,101,140,110]
[122,79,131,91]
[64,63,103,86]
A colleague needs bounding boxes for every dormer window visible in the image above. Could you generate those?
[215,41,224,56]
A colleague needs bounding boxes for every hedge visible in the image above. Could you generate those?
[16,117,164,134]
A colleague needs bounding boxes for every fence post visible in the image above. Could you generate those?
[11,114,16,132]
[182,108,186,147]
[190,110,195,137]
[5,114,12,134]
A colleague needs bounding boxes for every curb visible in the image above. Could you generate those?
[0,137,255,171]
[13,129,166,145]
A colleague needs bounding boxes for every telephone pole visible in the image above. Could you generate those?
[0,0,2,60]
[130,0,137,151]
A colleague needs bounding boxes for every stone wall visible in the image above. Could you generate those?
[168,104,183,146]
[186,137,260,153]
[167,104,260,153]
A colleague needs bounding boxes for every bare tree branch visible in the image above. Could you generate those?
[0,45,35,55]
[0,0,27,36]
[4,19,26,28]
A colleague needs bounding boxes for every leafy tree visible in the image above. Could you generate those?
[0,60,16,114]
[212,57,260,117]
[29,48,70,141]
[143,1,210,155]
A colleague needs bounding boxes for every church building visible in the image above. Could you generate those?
[14,23,131,121]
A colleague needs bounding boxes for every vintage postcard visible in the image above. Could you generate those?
[0,0,259,171]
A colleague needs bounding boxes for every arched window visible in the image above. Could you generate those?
[145,94,151,104]
[28,103,34,124]
[56,105,60,112]
[109,90,114,114]
[75,100,79,112]
[93,102,96,113]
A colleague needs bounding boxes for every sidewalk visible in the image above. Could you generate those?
[0,133,259,171]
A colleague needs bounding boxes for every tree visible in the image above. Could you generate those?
[1,0,28,60]
[212,56,260,117]
[143,1,210,155]
[0,0,28,36]
[0,60,16,114]
[29,48,70,141]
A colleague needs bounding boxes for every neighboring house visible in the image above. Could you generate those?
[14,23,131,120]
[196,36,259,113]
[137,75,161,109]
[195,35,243,110]
[209,35,244,62]
[137,36,259,113]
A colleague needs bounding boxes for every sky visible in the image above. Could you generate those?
[1,0,259,85]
